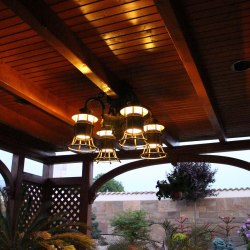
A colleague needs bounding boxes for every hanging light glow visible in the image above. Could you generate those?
[68,93,167,162]
[95,129,120,163]
[68,112,98,153]
[141,120,167,159]
[119,105,148,149]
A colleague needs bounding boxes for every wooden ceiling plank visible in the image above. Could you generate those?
[0,61,74,124]
[0,36,44,52]
[2,0,118,97]
[74,12,160,35]
[80,20,164,41]
[67,5,157,29]
[154,0,227,142]
[89,27,167,50]
[66,1,155,22]
[3,46,54,63]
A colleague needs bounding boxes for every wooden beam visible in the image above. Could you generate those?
[0,123,56,160]
[44,140,250,164]
[23,172,45,184]
[162,131,179,147]
[2,0,118,97]
[170,140,250,155]
[0,103,69,147]
[49,177,82,186]
[154,0,227,142]
[89,153,250,201]
[0,61,74,124]
[88,154,250,203]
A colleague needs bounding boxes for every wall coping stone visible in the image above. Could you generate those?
[94,188,250,201]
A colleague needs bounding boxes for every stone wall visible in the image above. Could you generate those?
[92,189,250,246]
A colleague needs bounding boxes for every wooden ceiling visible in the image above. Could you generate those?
[0,0,250,160]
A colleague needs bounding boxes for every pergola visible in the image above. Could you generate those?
[0,0,250,235]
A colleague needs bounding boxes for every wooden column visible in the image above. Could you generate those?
[79,159,93,236]
[9,153,25,229]
[42,163,54,202]
[43,163,54,179]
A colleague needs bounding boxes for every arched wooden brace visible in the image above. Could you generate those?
[0,160,14,196]
[88,154,250,203]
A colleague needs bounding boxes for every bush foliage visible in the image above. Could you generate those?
[111,210,150,244]
[156,162,217,201]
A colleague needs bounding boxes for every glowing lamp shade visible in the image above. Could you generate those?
[95,129,119,163]
[120,106,148,117]
[119,105,148,149]
[68,113,98,153]
[141,122,166,159]
[72,113,98,124]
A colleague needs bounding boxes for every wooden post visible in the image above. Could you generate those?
[9,153,25,229]
[43,163,54,179]
[79,158,93,236]
[42,163,54,202]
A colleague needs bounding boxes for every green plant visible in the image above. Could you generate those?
[0,188,95,250]
[161,219,189,250]
[247,242,250,250]
[107,241,130,250]
[91,213,101,239]
[212,237,234,250]
[213,217,237,250]
[188,224,214,250]
[110,210,150,245]
[156,162,217,201]
[107,240,149,250]
[161,218,214,250]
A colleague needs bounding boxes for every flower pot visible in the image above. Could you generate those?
[128,244,139,250]
[170,191,183,200]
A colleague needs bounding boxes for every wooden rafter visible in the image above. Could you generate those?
[2,0,118,97]
[154,0,226,142]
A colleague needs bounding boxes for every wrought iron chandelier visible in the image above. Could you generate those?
[68,93,167,162]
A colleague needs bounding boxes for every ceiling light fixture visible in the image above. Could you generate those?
[141,117,166,159]
[231,60,250,72]
[68,112,98,153]
[68,96,103,153]
[119,105,148,149]
[95,128,120,163]
[68,92,167,162]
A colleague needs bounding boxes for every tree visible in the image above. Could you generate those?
[156,162,217,201]
[94,173,125,192]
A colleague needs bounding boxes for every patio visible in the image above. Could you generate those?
[0,0,250,248]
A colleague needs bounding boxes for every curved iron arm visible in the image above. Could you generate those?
[80,93,106,118]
